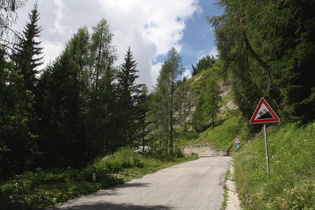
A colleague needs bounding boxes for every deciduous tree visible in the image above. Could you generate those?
[150,48,183,154]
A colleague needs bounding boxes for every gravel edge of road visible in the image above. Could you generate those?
[225,161,241,210]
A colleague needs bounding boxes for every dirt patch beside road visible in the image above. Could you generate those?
[183,145,228,156]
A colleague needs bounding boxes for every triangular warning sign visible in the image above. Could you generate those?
[249,98,280,124]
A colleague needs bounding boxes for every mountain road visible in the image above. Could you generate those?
[47,156,233,210]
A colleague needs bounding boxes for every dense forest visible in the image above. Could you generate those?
[0,3,151,177]
[1,0,315,184]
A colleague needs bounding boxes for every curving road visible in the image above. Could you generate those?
[47,156,232,210]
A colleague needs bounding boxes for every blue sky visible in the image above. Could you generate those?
[13,0,223,90]
[178,0,222,74]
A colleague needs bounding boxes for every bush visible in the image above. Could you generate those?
[96,148,145,173]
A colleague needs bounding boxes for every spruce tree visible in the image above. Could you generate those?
[37,28,90,167]
[192,77,222,130]
[117,47,144,148]
[0,48,38,176]
[12,3,43,92]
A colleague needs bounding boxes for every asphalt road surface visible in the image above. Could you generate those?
[47,156,232,210]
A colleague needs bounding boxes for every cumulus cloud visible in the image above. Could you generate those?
[97,0,200,89]
[14,0,202,90]
[49,0,66,36]
[41,39,64,66]
[196,46,218,63]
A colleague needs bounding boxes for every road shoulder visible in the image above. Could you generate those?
[225,162,241,210]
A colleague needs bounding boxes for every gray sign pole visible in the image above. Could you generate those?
[263,124,270,178]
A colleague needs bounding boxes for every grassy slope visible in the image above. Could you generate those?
[188,113,242,152]
[234,122,315,209]
[180,65,246,153]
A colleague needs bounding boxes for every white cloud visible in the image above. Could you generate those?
[150,62,163,89]
[41,39,64,67]
[97,0,200,89]
[196,46,218,62]
[49,0,66,36]
[182,68,192,79]
[209,47,219,58]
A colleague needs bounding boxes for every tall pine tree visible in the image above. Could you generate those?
[12,3,43,92]
[117,47,144,148]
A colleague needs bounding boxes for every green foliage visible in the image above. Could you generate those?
[0,4,43,176]
[149,47,184,154]
[99,148,145,173]
[0,49,39,177]
[85,18,118,159]
[116,47,146,148]
[210,0,315,122]
[192,114,243,152]
[12,3,43,92]
[192,76,222,130]
[233,122,315,209]
[191,55,216,76]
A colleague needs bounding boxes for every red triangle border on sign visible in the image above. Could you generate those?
[249,98,280,124]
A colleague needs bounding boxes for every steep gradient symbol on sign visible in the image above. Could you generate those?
[249,98,280,124]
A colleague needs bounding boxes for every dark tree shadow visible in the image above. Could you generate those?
[46,202,172,210]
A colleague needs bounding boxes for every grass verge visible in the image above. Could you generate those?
[233,122,315,209]
[221,167,231,210]
[0,148,196,210]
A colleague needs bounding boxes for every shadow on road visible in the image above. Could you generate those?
[46,202,172,210]
[90,182,151,197]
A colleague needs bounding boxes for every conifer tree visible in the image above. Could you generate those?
[117,47,144,148]
[192,77,222,130]
[87,18,117,156]
[37,27,90,167]
[0,48,38,176]
[150,48,183,154]
[12,3,43,92]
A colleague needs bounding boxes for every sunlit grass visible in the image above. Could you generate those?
[233,122,315,209]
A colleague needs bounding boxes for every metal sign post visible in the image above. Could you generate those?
[263,124,270,178]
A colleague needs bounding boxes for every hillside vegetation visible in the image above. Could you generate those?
[234,123,315,209]
[181,59,315,208]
